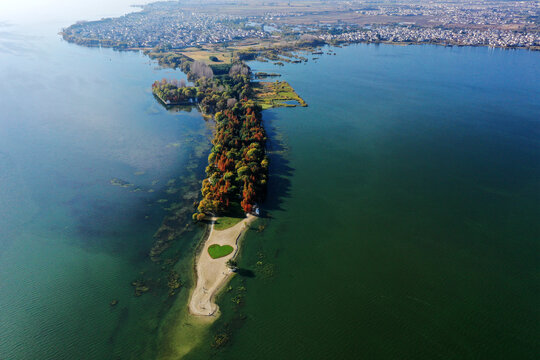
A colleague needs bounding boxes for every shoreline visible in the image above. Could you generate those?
[60,34,540,53]
[188,215,256,318]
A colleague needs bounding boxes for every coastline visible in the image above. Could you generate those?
[60,34,540,53]
[188,215,256,318]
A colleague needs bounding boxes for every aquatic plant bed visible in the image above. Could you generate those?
[253,81,307,109]
[208,244,234,259]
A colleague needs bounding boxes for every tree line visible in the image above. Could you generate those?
[152,60,267,219]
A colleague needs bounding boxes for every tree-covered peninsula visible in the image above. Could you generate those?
[152,61,268,219]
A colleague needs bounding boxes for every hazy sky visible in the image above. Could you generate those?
[0,0,150,25]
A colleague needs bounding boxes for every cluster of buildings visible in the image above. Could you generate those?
[62,0,539,51]
[64,9,267,48]
[354,1,539,27]
[320,25,540,49]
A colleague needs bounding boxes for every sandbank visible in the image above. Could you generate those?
[188,214,255,317]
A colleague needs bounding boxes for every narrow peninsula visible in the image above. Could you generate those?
[150,54,305,318]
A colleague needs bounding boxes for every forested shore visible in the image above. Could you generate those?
[152,61,268,219]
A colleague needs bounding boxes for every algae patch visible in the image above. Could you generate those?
[110,178,134,187]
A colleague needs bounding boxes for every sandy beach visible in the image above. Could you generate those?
[188,215,255,317]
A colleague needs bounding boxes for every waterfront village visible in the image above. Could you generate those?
[62,0,540,51]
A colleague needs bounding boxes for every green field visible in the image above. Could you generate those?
[180,47,233,64]
[208,244,234,259]
[253,81,308,109]
[213,216,244,231]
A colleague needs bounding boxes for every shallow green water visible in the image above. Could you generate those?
[0,19,210,360]
[187,44,540,359]
[1,9,539,360]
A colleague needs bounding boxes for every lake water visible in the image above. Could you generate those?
[1,8,539,360]
[185,45,540,359]
[0,14,211,360]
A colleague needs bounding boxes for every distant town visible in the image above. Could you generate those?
[62,0,540,50]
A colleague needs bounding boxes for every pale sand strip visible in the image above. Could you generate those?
[188,215,255,317]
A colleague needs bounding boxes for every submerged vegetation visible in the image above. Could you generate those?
[255,72,282,78]
[253,80,308,109]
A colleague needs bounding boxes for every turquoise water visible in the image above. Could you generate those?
[1,10,539,360]
[188,44,540,359]
[0,19,210,360]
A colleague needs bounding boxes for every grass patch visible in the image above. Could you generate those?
[214,216,244,231]
[208,244,234,259]
[214,202,245,230]
[253,81,307,109]
[180,48,233,64]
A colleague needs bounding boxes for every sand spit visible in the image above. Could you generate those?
[188,215,255,317]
